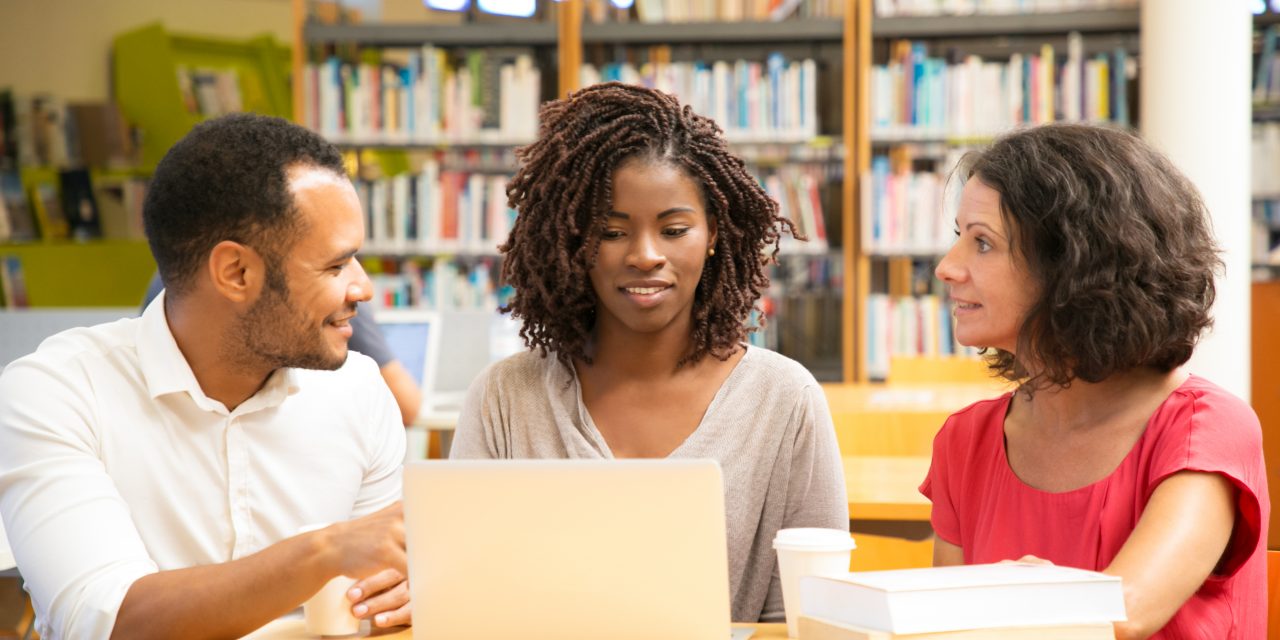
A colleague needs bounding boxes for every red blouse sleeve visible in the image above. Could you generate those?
[1144,380,1268,578]
[921,412,966,548]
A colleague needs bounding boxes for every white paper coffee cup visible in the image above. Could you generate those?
[304,575,361,636]
[773,527,856,638]
[298,523,361,637]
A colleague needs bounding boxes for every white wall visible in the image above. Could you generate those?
[0,0,293,102]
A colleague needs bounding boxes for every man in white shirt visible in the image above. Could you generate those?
[0,114,411,639]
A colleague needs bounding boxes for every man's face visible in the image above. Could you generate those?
[239,165,371,371]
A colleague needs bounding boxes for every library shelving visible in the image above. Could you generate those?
[289,0,1216,384]
[294,2,564,316]
[113,23,293,170]
[1254,18,1280,281]
[293,1,855,379]
[0,23,294,308]
[857,6,1149,381]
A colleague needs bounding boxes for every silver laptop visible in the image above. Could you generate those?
[403,459,732,640]
[376,309,442,399]
[379,309,511,415]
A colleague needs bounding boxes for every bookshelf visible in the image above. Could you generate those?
[293,1,561,315]
[857,6,1151,382]
[1254,17,1280,280]
[113,23,292,170]
[291,0,1226,384]
[0,240,154,307]
[293,1,860,380]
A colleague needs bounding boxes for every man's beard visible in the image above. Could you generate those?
[232,279,349,372]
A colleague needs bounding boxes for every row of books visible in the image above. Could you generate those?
[175,65,244,119]
[0,92,137,170]
[1252,122,1280,198]
[579,54,820,144]
[872,0,1137,17]
[756,254,844,374]
[865,293,979,381]
[0,169,146,243]
[353,163,832,256]
[1255,24,1280,106]
[303,48,540,145]
[366,256,509,312]
[353,162,516,256]
[860,153,962,257]
[871,35,1133,141]
[758,164,832,254]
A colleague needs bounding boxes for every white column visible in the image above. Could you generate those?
[1141,0,1253,400]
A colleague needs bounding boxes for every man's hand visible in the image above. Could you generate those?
[348,568,411,628]
[319,502,407,579]
[314,502,410,628]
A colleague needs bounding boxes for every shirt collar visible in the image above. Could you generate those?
[136,291,301,414]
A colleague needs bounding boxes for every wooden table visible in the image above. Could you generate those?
[842,455,936,571]
[822,382,1005,457]
[243,619,787,638]
[843,455,932,522]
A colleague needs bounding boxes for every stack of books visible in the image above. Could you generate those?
[797,563,1126,639]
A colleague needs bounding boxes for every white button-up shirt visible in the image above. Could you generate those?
[0,295,405,639]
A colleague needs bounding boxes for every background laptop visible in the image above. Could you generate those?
[378,308,521,415]
[402,459,732,640]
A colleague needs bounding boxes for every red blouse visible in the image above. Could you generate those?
[921,375,1269,639]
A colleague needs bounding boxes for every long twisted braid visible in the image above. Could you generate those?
[500,82,801,368]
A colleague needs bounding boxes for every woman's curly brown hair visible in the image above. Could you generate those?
[958,123,1222,391]
[500,82,799,368]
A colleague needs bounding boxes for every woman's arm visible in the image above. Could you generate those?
[1103,470,1236,640]
[933,537,964,566]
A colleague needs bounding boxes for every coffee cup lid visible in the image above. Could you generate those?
[772,527,856,551]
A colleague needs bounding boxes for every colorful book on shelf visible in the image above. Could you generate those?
[0,254,29,308]
[0,90,15,170]
[30,180,69,240]
[799,563,1126,636]
[59,168,102,240]
[95,176,148,240]
[0,170,37,242]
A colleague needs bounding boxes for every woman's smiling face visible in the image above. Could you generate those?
[588,160,716,340]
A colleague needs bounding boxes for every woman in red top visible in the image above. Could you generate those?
[923,123,1269,639]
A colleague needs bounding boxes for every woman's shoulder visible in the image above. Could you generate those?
[1165,374,1258,419]
[474,349,568,393]
[734,345,820,390]
[1150,374,1262,447]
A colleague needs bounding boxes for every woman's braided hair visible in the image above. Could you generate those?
[500,82,799,368]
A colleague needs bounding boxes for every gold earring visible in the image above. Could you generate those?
[708,247,715,257]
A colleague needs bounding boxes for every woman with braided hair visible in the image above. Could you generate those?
[450,82,848,622]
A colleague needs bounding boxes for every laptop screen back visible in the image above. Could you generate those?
[376,310,441,394]
[403,459,732,640]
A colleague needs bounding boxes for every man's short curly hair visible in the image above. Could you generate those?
[143,113,347,297]
[500,82,799,367]
[958,123,1221,389]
